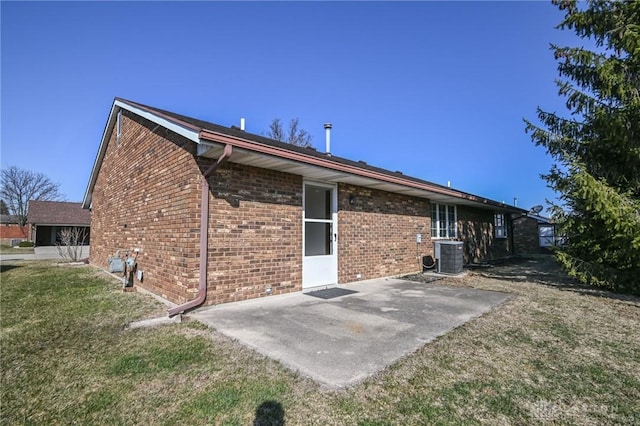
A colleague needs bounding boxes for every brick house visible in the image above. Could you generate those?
[0,215,29,246]
[512,213,556,254]
[27,201,91,246]
[83,98,525,314]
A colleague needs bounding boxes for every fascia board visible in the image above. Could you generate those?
[115,99,199,143]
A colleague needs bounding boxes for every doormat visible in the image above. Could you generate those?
[305,287,359,300]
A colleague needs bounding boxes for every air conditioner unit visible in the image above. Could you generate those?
[434,241,464,274]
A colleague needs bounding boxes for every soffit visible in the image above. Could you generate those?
[198,143,516,211]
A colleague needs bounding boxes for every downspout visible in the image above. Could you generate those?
[168,144,233,317]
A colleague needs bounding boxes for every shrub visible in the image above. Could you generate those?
[18,241,34,248]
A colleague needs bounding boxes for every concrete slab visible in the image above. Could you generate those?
[1,246,90,262]
[35,246,90,260]
[189,278,510,389]
[0,253,36,261]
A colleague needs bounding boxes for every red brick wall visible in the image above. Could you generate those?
[457,205,512,263]
[90,111,201,303]
[0,224,28,241]
[90,111,304,306]
[512,215,540,254]
[337,183,432,282]
[205,162,303,304]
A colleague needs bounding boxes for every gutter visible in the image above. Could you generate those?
[168,144,233,317]
[198,129,526,214]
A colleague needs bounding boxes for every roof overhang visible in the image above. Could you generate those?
[197,130,523,213]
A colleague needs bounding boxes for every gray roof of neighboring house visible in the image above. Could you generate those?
[27,201,91,226]
[0,214,20,224]
[528,213,554,224]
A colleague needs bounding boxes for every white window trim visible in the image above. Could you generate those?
[431,203,457,239]
[494,213,508,239]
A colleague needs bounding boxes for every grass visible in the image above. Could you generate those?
[0,244,34,254]
[1,257,639,424]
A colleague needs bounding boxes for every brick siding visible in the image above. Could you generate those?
[90,111,201,303]
[206,162,303,304]
[0,224,28,239]
[337,183,432,282]
[457,205,512,263]
[512,215,541,254]
[0,224,29,245]
[90,111,304,306]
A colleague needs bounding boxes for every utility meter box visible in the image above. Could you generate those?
[435,241,464,274]
[108,256,124,273]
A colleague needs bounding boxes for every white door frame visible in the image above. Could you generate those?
[302,181,338,289]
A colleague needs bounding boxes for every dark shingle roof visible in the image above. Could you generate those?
[118,99,462,195]
[0,214,20,224]
[27,201,90,226]
[113,98,526,214]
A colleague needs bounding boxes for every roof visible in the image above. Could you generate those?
[83,98,527,214]
[527,213,554,224]
[0,214,20,225]
[27,201,91,226]
[513,212,554,224]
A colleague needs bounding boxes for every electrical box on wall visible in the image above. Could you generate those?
[416,233,422,243]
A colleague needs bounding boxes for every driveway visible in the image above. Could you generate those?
[0,246,90,261]
[190,277,510,389]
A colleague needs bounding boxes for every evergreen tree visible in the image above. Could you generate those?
[525,0,640,293]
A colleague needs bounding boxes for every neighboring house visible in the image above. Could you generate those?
[0,214,29,246]
[83,98,525,313]
[27,201,91,246]
[512,212,557,254]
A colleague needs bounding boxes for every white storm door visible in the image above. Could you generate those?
[303,182,338,289]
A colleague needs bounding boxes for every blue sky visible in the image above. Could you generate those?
[1,1,580,213]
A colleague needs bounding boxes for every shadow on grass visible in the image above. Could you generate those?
[253,400,284,426]
[0,263,22,273]
[473,255,640,305]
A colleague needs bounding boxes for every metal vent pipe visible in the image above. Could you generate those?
[324,123,332,155]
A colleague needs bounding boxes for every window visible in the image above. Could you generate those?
[494,213,507,238]
[431,203,457,238]
[304,184,334,256]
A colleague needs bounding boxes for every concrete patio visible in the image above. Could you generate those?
[189,277,511,389]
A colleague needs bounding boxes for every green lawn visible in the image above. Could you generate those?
[1,259,639,424]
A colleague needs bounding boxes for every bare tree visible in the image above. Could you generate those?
[56,227,88,262]
[0,166,63,226]
[267,118,313,148]
[267,118,285,143]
